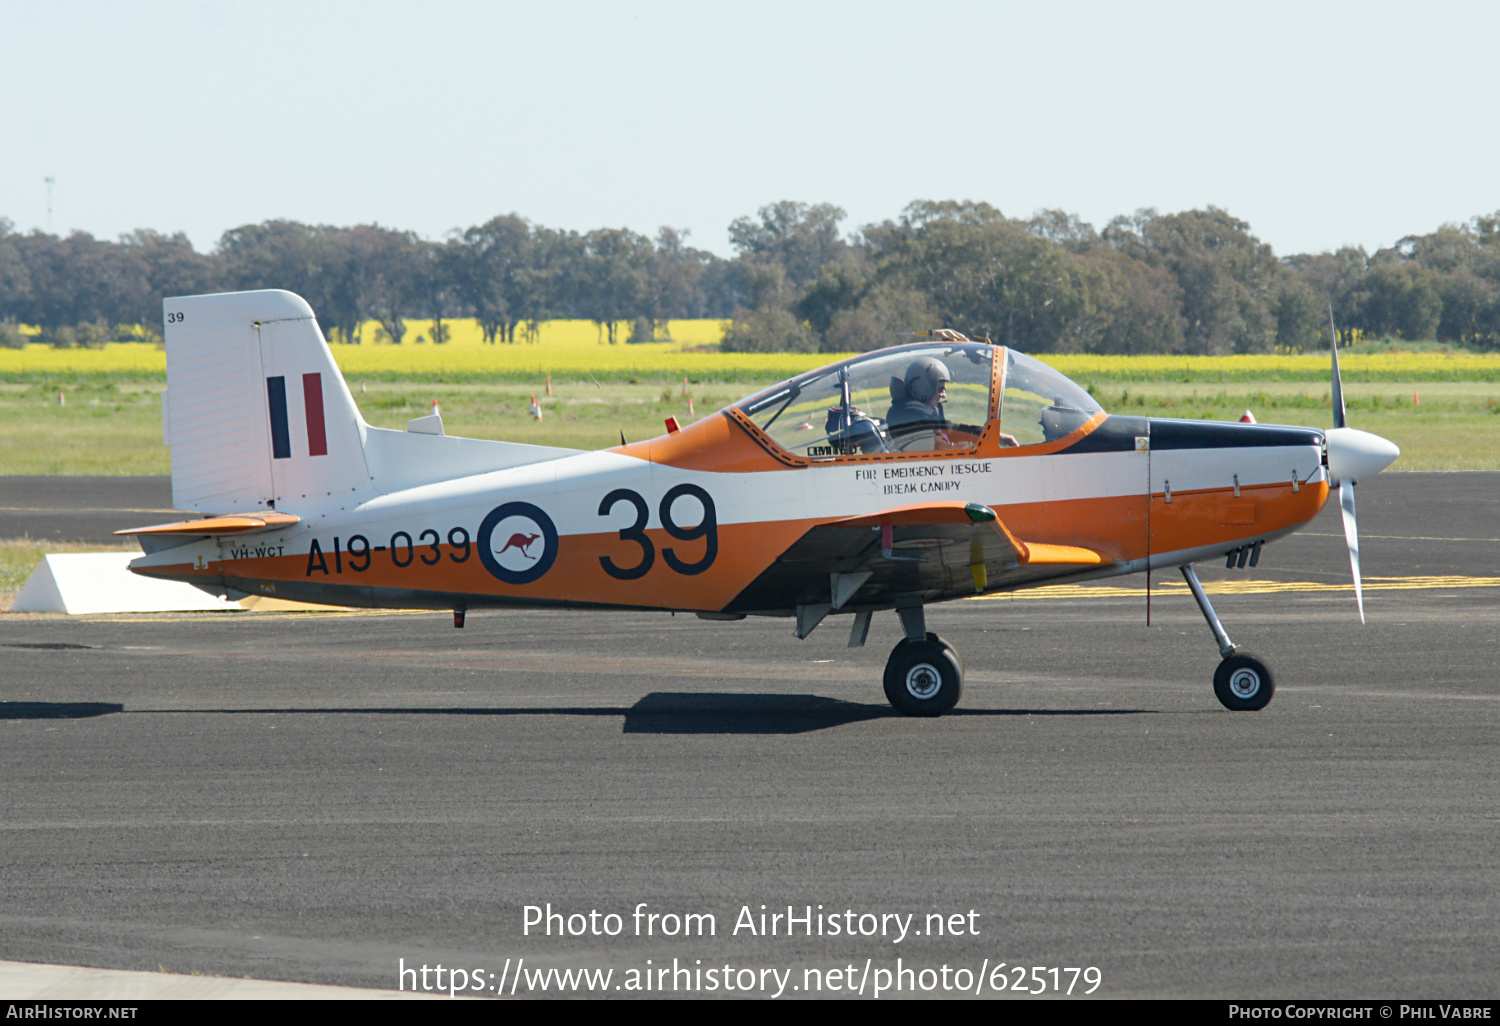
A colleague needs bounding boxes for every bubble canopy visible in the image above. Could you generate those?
[1001,349,1104,446]
[733,343,1103,457]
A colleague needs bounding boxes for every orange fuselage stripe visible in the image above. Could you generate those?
[139,480,1329,611]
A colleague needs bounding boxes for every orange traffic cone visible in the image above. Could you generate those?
[546,375,553,397]
[529,396,542,421]
[687,397,695,418]
[1239,410,1256,424]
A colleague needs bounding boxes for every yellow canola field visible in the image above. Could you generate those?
[331,318,827,380]
[2,319,1498,383]
[0,319,833,383]
[0,344,169,376]
[371,318,727,349]
[0,319,821,382]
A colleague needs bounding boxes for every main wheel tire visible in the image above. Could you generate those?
[1213,650,1274,711]
[883,633,963,717]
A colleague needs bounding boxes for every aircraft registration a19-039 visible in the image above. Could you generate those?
[124,289,1401,716]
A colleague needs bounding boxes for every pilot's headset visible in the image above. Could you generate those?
[903,357,952,405]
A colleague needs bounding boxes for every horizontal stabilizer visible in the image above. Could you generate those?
[115,511,301,537]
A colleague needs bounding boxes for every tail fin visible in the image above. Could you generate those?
[161,290,372,514]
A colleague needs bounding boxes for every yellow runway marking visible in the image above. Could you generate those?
[973,575,1500,601]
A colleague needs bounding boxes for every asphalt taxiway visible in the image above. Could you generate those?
[0,476,183,543]
[1,472,1496,998]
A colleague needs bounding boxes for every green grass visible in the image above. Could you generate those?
[0,378,756,474]
[0,381,170,475]
[2,373,1497,474]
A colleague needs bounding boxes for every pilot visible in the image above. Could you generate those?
[885,356,953,437]
[886,355,1019,448]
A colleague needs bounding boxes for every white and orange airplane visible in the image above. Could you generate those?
[123,290,1400,716]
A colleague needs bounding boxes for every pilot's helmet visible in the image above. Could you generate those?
[903,356,952,404]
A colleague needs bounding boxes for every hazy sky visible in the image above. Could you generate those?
[4,1,1496,258]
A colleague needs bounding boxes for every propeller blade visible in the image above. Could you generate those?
[1329,302,1347,430]
[1339,480,1365,624]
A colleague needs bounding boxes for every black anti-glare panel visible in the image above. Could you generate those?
[1056,415,1149,454]
[1148,418,1321,450]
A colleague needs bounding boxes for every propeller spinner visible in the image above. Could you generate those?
[1324,307,1401,622]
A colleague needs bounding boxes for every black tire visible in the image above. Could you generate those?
[1213,650,1274,711]
[883,633,963,717]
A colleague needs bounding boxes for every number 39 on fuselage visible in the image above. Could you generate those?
[125,291,1399,717]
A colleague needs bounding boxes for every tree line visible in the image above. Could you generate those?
[2,201,1498,353]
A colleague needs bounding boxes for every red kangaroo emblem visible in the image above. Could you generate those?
[497,532,542,559]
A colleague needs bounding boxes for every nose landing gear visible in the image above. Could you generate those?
[1182,564,1275,711]
[1213,650,1274,711]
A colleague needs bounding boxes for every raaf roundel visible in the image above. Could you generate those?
[124,290,1399,716]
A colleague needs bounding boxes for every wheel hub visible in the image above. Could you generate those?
[1228,667,1261,699]
[905,662,942,700]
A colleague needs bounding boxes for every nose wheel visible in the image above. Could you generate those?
[883,633,963,716]
[1213,651,1274,711]
[1182,564,1276,711]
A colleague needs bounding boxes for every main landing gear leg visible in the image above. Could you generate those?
[1180,564,1274,711]
[883,602,963,717]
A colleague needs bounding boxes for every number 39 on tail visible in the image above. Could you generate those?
[123,290,1399,716]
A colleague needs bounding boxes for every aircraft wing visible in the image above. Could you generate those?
[724,501,1110,613]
